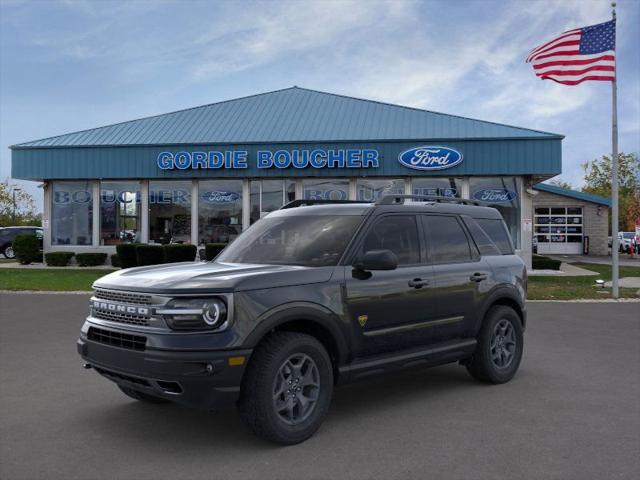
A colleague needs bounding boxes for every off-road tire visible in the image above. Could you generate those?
[239,332,333,445]
[466,305,523,384]
[118,385,169,404]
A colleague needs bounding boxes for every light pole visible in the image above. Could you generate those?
[12,187,22,224]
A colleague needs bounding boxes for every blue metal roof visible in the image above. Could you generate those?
[533,183,611,206]
[12,87,562,148]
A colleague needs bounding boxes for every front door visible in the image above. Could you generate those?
[344,214,438,357]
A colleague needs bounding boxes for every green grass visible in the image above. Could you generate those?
[0,262,638,299]
[528,262,640,300]
[0,268,116,291]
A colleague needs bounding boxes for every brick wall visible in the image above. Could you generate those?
[532,191,609,256]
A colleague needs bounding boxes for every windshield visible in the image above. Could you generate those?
[217,215,363,266]
[622,232,634,239]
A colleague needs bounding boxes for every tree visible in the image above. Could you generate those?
[582,153,640,232]
[0,180,41,227]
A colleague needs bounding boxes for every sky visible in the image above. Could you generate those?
[1,0,639,211]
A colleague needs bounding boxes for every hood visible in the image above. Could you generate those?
[93,261,335,294]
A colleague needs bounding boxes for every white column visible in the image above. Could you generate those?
[92,181,100,246]
[140,180,149,243]
[242,179,250,230]
[295,179,303,199]
[519,177,533,271]
[461,177,470,199]
[349,178,357,200]
[404,177,412,195]
[43,182,52,252]
[191,180,199,245]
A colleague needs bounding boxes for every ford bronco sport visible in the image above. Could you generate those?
[78,195,526,444]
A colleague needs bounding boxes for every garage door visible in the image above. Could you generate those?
[535,207,583,254]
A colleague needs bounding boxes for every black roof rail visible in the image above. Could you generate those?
[280,199,372,209]
[376,194,480,206]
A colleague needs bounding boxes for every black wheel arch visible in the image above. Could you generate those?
[242,302,350,375]
[476,287,526,333]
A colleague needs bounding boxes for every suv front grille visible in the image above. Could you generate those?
[87,327,146,351]
[92,309,150,326]
[94,289,152,305]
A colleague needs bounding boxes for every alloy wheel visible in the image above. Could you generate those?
[272,353,320,425]
[490,319,517,369]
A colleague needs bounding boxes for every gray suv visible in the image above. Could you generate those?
[78,195,527,444]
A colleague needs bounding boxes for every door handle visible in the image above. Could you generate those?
[470,272,488,282]
[408,278,429,289]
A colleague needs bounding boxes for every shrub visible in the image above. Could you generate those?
[110,254,121,268]
[45,251,75,267]
[75,253,108,267]
[205,243,227,261]
[532,255,562,270]
[13,234,41,265]
[116,244,138,269]
[135,245,164,266]
[163,244,197,263]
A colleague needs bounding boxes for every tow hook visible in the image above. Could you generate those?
[83,363,92,370]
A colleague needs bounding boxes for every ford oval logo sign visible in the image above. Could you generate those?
[200,191,240,203]
[472,188,518,203]
[398,146,463,171]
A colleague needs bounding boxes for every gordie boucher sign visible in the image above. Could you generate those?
[156,146,464,171]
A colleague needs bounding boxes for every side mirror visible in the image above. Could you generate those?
[354,249,398,271]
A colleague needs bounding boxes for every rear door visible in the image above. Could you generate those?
[421,214,491,341]
[343,214,437,357]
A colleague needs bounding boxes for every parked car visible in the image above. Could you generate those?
[0,226,43,259]
[78,195,527,444]
[619,232,635,253]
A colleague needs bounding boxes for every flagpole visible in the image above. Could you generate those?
[611,1,619,298]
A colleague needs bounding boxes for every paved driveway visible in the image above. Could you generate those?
[1,294,638,480]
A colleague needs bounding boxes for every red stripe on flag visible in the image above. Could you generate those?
[535,65,615,77]
[529,40,581,60]
[527,30,581,60]
[530,47,581,62]
[532,54,615,70]
[541,75,615,85]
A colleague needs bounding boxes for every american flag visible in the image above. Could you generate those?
[526,19,616,85]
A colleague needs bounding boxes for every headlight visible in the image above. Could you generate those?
[157,298,228,331]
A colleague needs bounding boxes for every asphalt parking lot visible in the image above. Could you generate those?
[1,294,638,480]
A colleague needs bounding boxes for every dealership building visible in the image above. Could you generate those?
[10,87,611,267]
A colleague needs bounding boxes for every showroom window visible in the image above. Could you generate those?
[198,180,243,245]
[412,177,461,198]
[469,177,521,248]
[149,181,192,244]
[51,181,93,245]
[100,181,141,245]
[250,180,290,224]
[303,179,349,200]
[356,179,405,201]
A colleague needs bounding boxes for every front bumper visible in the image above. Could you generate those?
[77,335,252,411]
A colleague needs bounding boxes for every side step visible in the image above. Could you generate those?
[337,338,477,384]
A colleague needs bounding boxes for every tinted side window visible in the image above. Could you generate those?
[462,217,501,256]
[360,215,420,265]
[423,215,472,263]
[476,218,514,254]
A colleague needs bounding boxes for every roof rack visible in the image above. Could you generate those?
[375,194,480,206]
[280,199,371,209]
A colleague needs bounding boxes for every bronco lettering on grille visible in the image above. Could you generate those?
[92,300,149,316]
